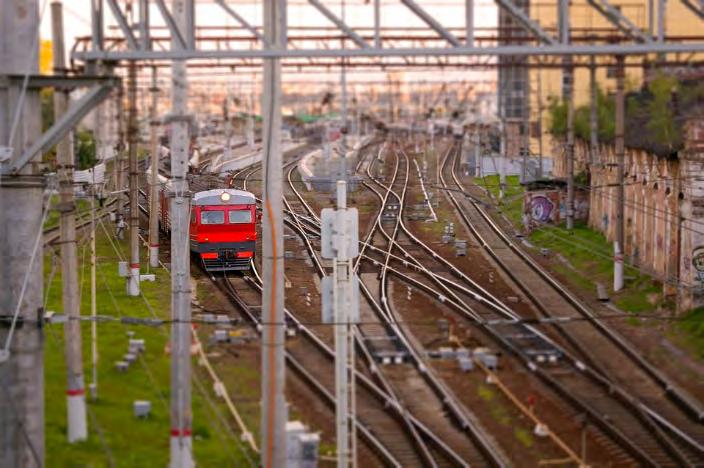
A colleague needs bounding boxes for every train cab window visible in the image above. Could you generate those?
[229,210,253,224]
[190,211,197,224]
[201,210,225,224]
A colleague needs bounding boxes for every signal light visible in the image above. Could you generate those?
[236,251,254,258]
[201,252,218,260]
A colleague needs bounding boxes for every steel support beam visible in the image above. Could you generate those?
[308,0,370,49]
[213,0,267,44]
[3,84,114,175]
[681,0,704,20]
[105,0,138,50]
[495,0,557,45]
[0,74,118,90]
[586,0,653,43]
[154,0,188,50]
[400,0,462,47]
[72,41,704,61]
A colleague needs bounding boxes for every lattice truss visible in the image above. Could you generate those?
[69,0,704,70]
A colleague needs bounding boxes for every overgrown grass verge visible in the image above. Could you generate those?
[44,227,253,466]
[476,175,666,315]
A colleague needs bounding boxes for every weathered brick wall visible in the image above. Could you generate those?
[678,120,704,311]
[550,125,704,311]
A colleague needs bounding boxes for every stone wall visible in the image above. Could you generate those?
[551,120,704,312]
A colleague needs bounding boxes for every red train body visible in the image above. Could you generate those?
[160,187,257,271]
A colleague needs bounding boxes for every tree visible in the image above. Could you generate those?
[74,130,97,170]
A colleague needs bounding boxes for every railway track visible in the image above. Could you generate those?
[188,145,457,466]
[283,140,510,466]
[436,139,704,466]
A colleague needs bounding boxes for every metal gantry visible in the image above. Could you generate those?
[0,0,703,467]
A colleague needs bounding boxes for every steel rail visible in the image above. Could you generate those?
[438,140,704,464]
[240,148,469,466]
[288,142,510,466]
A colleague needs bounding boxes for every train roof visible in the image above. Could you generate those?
[192,189,256,206]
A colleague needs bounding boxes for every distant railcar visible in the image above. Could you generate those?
[160,186,257,271]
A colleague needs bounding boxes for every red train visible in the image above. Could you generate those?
[160,186,257,272]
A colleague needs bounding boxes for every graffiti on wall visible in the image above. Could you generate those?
[530,195,555,223]
[692,246,704,282]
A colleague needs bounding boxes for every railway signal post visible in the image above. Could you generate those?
[321,180,360,468]
[52,0,88,442]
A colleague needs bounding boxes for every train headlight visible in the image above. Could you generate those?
[220,192,231,202]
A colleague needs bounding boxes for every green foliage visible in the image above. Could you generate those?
[547,88,615,142]
[75,130,97,170]
[41,88,55,132]
[547,96,567,138]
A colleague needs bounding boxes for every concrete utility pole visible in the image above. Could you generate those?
[52,0,88,443]
[90,193,99,401]
[321,180,359,468]
[148,66,160,268]
[537,70,544,179]
[0,0,45,465]
[614,56,625,291]
[589,57,599,166]
[169,1,194,466]
[565,73,575,230]
[560,0,575,230]
[116,83,126,216]
[261,0,287,464]
[127,61,140,295]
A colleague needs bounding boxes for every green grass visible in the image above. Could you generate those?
[44,196,92,231]
[479,175,524,226]
[475,176,668,316]
[43,229,255,466]
[677,308,704,359]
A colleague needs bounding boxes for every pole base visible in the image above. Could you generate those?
[170,435,194,468]
[128,267,140,296]
[149,246,159,268]
[67,392,88,442]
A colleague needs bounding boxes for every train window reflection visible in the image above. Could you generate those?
[229,210,252,224]
[201,210,225,224]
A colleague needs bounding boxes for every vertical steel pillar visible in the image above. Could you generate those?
[261,0,287,464]
[127,62,140,296]
[169,1,193,466]
[149,66,160,268]
[614,56,625,291]
[52,1,88,443]
[139,0,150,50]
[374,0,381,48]
[0,0,45,465]
[465,0,474,46]
[658,0,666,42]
